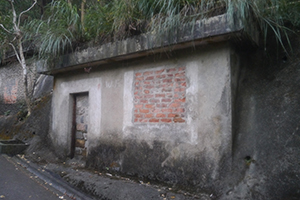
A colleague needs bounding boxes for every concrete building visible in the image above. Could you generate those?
[38,13,258,191]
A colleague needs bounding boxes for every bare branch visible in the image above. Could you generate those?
[11,36,16,43]
[8,43,21,64]
[9,0,17,30]
[0,24,12,34]
[18,0,37,27]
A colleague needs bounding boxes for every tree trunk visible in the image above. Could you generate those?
[8,0,35,117]
[18,37,32,116]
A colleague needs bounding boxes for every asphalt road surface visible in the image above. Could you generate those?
[0,154,72,200]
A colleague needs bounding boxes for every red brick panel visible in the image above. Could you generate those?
[4,79,18,104]
[134,67,186,123]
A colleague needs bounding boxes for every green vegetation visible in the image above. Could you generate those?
[1,0,299,61]
[4,110,11,116]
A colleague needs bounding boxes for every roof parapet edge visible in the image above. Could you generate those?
[38,13,259,75]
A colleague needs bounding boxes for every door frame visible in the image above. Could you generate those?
[70,92,89,159]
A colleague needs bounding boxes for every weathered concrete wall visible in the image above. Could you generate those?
[0,60,53,116]
[0,62,26,115]
[220,36,300,200]
[50,43,237,191]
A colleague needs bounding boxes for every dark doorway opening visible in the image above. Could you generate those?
[70,92,89,159]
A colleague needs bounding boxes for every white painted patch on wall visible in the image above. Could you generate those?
[186,62,199,144]
[123,71,134,133]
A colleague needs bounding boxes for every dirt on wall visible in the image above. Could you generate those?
[86,139,222,195]
[222,35,300,199]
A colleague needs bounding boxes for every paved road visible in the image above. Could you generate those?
[0,155,71,200]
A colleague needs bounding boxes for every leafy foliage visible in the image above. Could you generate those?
[25,0,82,59]
[1,0,299,62]
[84,1,114,41]
[84,0,226,41]
[227,0,300,51]
[0,1,13,62]
[83,0,300,52]
[0,0,41,63]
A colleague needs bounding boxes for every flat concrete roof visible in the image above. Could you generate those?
[38,13,259,75]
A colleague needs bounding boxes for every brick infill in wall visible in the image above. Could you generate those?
[133,67,186,123]
[4,79,18,104]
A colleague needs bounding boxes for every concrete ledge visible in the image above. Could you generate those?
[0,140,29,156]
[38,13,259,75]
